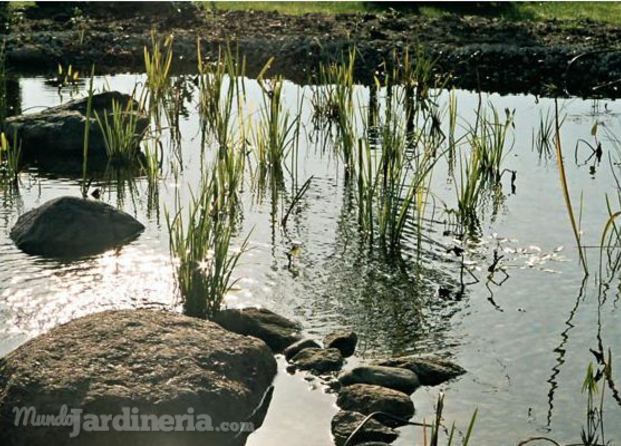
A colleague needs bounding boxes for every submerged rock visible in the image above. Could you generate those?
[324,329,358,357]
[4,91,148,161]
[291,348,344,374]
[376,355,466,386]
[331,410,399,446]
[283,338,321,361]
[336,384,414,426]
[213,307,302,352]
[10,196,145,257]
[338,366,420,394]
[0,309,277,446]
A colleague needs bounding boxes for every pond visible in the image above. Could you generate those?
[0,72,620,445]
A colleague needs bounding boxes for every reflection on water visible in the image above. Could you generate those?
[0,75,619,445]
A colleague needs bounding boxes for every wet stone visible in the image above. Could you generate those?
[291,348,344,374]
[324,329,358,357]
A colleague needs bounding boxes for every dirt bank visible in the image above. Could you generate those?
[5,5,621,97]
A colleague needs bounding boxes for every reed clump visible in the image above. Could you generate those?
[95,98,146,166]
[167,168,247,319]
[0,131,21,184]
[253,74,300,176]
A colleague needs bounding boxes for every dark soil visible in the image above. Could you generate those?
[6,3,621,97]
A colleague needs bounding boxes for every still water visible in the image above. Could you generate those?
[0,74,619,445]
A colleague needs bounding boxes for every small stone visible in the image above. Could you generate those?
[283,338,321,361]
[291,348,344,374]
[339,365,420,394]
[336,384,414,426]
[213,307,302,352]
[331,410,398,446]
[376,355,465,386]
[324,329,358,357]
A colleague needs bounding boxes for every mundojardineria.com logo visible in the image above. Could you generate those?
[12,405,255,438]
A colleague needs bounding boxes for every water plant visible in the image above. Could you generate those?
[95,98,145,165]
[144,31,173,120]
[423,393,478,446]
[81,66,95,198]
[467,105,515,183]
[253,74,300,176]
[166,170,248,319]
[0,130,21,184]
[553,99,588,274]
[316,50,357,171]
[197,43,247,151]
[355,96,438,254]
[533,108,557,160]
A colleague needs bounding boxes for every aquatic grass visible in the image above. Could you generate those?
[450,146,485,236]
[0,40,7,127]
[553,99,588,274]
[468,105,515,182]
[81,67,95,198]
[197,43,248,151]
[95,98,145,165]
[533,108,558,160]
[144,30,173,126]
[355,96,438,254]
[423,393,478,446]
[0,130,21,184]
[316,50,357,170]
[166,171,248,319]
[253,74,300,175]
[144,31,173,102]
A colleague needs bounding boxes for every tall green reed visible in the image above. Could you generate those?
[0,130,21,185]
[355,88,438,254]
[144,31,173,109]
[253,74,300,176]
[167,168,248,319]
[316,50,357,172]
[197,42,247,151]
[95,98,145,166]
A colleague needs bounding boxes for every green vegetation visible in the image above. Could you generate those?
[253,73,300,176]
[0,131,21,184]
[167,168,247,319]
[95,98,145,166]
[205,1,370,15]
[203,1,621,26]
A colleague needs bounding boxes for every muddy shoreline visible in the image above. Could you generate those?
[5,7,621,97]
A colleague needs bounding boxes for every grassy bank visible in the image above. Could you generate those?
[205,1,621,26]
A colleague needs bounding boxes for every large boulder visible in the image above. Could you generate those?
[0,309,277,446]
[4,91,148,161]
[338,366,420,394]
[376,355,466,386]
[213,307,302,353]
[10,196,145,257]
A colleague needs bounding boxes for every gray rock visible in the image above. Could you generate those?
[291,348,344,374]
[339,365,420,394]
[336,384,414,426]
[377,355,466,386]
[324,329,358,357]
[10,196,145,257]
[283,338,321,361]
[213,307,302,352]
[4,91,148,160]
[331,410,398,446]
[0,309,277,446]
